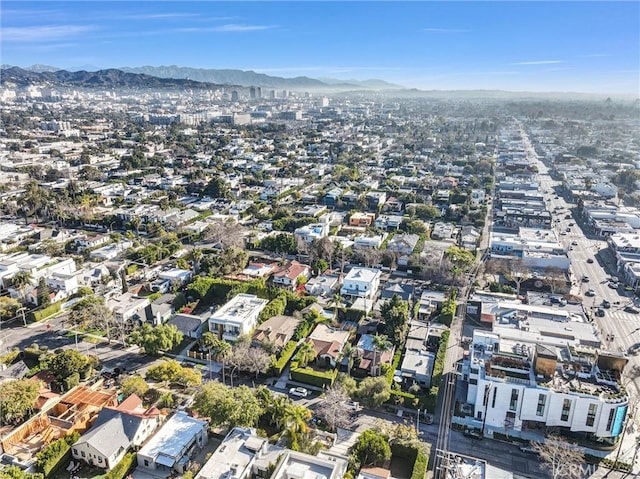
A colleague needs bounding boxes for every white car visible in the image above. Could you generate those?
[344,400,361,411]
[289,387,309,398]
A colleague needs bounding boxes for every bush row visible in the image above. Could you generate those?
[29,302,61,322]
[104,452,136,479]
[271,341,298,375]
[424,330,450,413]
[290,362,337,387]
[410,449,428,479]
[36,432,79,477]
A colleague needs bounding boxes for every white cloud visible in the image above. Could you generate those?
[2,25,95,42]
[511,60,565,65]
[423,28,470,33]
[178,24,275,33]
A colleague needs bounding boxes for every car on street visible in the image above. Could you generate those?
[289,387,309,398]
[624,306,640,314]
[519,445,539,455]
[602,300,611,309]
[595,308,605,317]
[587,258,594,263]
[571,241,578,246]
[585,289,596,297]
[608,282,619,289]
[582,275,590,283]
[463,428,483,439]
[343,400,361,411]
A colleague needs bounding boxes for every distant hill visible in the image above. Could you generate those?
[0,67,227,89]
[119,65,402,91]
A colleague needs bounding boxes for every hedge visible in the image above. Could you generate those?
[424,330,450,413]
[290,363,338,388]
[104,452,136,479]
[259,295,287,323]
[271,341,298,375]
[385,351,402,385]
[410,449,428,479]
[29,302,61,322]
[388,390,419,408]
[36,432,79,477]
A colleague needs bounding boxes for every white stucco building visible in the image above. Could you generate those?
[208,294,269,342]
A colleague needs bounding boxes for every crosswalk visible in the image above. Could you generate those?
[603,310,640,322]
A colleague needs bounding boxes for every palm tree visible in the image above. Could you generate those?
[201,332,231,383]
[339,342,356,376]
[371,333,392,377]
[191,248,203,275]
[10,271,34,301]
[329,293,343,320]
[296,340,317,368]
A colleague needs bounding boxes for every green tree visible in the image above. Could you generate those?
[193,382,263,428]
[354,377,391,409]
[128,323,183,355]
[380,294,410,346]
[371,333,393,377]
[9,271,33,300]
[349,430,391,469]
[0,296,20,320]
[201,333,231,383]
[0,378,41,425]
[36,277,51,307]
[145,359,190,384]
[43,349,95,383]
[295,340,317,368]
[120,375,149,398]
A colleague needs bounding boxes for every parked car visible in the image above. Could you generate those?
[463,428,483,439]
[343,400,361,411]
[587,258,594,263]
[624,306,640,314]
[585,289,595,297]
[582,275,590,283]
[519,445,539,455]
[289,387,309,398]
[608,282,619,289]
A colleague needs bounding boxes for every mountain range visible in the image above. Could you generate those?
[1,64,405,91]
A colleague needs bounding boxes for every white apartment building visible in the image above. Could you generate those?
[208,294,269,342]
[340,267,381,300]
[293,222,330,243]
[463,329,629,442]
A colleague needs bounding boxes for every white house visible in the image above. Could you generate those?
[208,294,269,342]
[462,330,629,442]
[340,267,381,300]
[72,394,164,470]
[137,412,208,475]
[293,222,330,243]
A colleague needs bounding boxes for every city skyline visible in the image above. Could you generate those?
[2,1,639,94]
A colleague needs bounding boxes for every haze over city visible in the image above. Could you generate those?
[2,1,639,94]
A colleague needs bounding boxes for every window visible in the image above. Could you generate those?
[73,449,78,455]
[470,379,478,385]
[586,404,597,427]
[536,394,546,416]
[491,387,497,408]
[144,460,150,467]
[81,452,85,458]
[509,389,519,411]
[561,399,572,422]
[98,458,103,464]
[470,367,479,374]
[606,409,616,431]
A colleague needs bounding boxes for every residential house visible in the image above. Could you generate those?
[305,273,341,297]
[294,222,330,244]
[252,315,300,351]
[349,212,376,228]
[72,394,164,470]
[147,293,175,326]
[365,191,387,210]
[137,412,208,475]
[208,294,269,342]
[195,427,283,479]
[417,290,447,321]
[306,324,351,368]
[270,450,348,479]
[353,234,384,249]
[374,214,403,231]
[353,334,395,377]
[387,233,420,257]
[239,262,277,279]
[272,261,311,290]
[340,267,381,300]
[106,293,150,332]
[167,313,207,339]
[74,235,110,252]
[400,322,436,389]
[380,283,413,303]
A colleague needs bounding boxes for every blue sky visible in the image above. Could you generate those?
[2,1,639,94]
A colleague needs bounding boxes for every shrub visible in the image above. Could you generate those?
[271,341,298,375]
[36,432,79,477]
[410,449,428,479]
[387,390,418,408]
[29,302,61,322]
[104,452,136,479]
[290,363,337,388]
[259,295,287,323]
